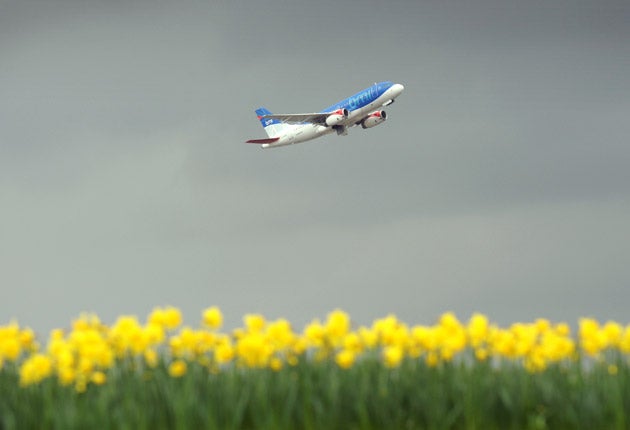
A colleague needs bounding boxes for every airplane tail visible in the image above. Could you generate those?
[255,107,287,138]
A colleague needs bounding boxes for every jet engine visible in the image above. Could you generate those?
[325,108,349,126]
[360,110,387,129]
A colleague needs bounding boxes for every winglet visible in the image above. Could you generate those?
[246,137,280,144]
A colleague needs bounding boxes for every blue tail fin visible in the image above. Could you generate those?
[255,107,287,138]
[255,107,282,128]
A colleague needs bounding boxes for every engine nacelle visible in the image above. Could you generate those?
[360,110,387,129]
[325,108,349,126]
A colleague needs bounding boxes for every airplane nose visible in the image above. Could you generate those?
[393,83,404,93]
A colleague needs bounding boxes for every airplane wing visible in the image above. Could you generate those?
[261,113,329,125]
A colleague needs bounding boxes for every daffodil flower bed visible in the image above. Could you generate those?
[1,308,629,429]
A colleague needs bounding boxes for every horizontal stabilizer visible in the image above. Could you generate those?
[246,137,280,144]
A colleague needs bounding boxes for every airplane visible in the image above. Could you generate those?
[246,81,405,149]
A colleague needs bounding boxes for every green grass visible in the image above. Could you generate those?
[1,355,630,430]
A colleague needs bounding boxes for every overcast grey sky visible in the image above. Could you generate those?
[2,0,629,334]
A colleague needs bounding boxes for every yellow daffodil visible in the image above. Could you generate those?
[202,307,223,330]
[168,360,187,377]
[335,349,355,369]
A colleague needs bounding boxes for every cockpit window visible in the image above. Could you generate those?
[378,81,393,92]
